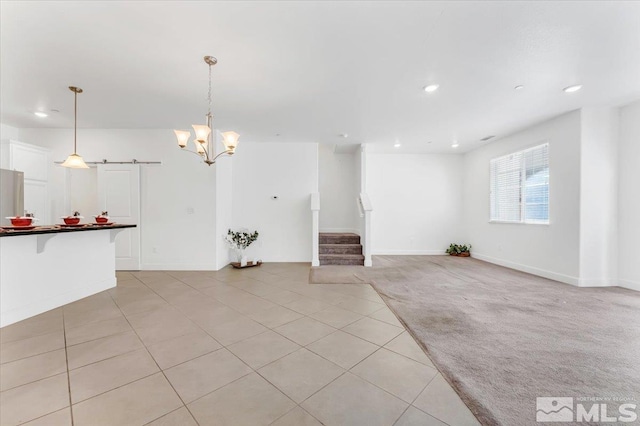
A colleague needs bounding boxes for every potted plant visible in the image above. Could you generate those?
[446,243,472,257]
[62,211,83,225]
[225,229,259,267]
[94,211,110,224]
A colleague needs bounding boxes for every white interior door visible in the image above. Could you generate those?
[97,164,140,270]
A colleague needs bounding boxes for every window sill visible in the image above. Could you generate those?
[489,220,549,226]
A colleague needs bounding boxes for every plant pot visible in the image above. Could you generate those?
[10,217,33,226]
[458,252,471,257]
[64,217,81,225]
[95,216,109,223]
[448,252,459,256]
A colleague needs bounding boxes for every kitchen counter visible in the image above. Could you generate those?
[0,224,137,327]
[0,223,136,237]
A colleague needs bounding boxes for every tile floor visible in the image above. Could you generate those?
[0,263,480,426]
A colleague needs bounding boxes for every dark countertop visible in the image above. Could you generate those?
[0,224,137,238]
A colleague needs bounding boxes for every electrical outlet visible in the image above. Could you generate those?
[152,247,158,254]
[186,207,195,214]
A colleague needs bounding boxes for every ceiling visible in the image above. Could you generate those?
[2,1,639,153]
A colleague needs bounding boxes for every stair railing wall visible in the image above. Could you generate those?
[311,192,320,267]
[359,193,373,267]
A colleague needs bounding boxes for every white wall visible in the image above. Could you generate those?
[618,101,640,291]
[318,144,359,233]
[579,107,619,286]
[0,124,21,169]
[18,128,220,270]
[367,153,464,254]
[0,123,19,141]
[232,142,318,262]
[214,132,234,269]
[463,111,582,284]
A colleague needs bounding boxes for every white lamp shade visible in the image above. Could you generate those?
[195,139,206,156]
[192,124,211,143]
[174,130,190,148]
[222,131,240,152]
[61,153,89,169]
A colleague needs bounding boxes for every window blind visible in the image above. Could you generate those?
[490,143,549,224]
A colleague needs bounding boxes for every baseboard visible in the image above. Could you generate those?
[471,252,580,286]
[1,277,116,328]
[618,278,640,292]
[140,263,219,271]
[319,228,360,235]
[578,278,618,287]
[372,250,447,255]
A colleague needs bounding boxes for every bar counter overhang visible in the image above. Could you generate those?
[0,224,136,327]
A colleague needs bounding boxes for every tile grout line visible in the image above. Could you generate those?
[148,269,336,425]
[62,309,75,426]
[111,268,434,426]
[107,277,202,426]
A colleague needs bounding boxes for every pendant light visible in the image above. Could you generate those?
[173,56,239,166]
[61,86,89,169]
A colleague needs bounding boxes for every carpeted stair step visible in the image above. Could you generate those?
[319,244,363,255]
[319,233,360,245]
[320,254,365,266]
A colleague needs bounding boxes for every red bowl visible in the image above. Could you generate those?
[64,217,81,225]
[10,217,33,226]
[95,216,109,223]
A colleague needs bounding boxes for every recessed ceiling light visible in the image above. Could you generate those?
[480,135,495,141]
[34,111,48,118]
[563,84,582,93]
[423,84,439,93]
[514,85,524,90]
[339,133,348,138]
[451,141,459,148]
[50,109,60,113]
[394,142,401,148]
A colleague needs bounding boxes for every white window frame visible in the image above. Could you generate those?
[489,142,550,225]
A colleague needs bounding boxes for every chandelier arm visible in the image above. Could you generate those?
[210,150,234,162]
[181,148,208,159]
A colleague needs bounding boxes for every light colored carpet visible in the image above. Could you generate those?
[319,255,640,426]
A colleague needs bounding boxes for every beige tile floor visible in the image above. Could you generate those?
[0,263,480,426]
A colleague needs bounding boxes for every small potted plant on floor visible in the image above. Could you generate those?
[446,243,472,257]
[225,229,259,267]
[62,211,83,225]
[94,211,110,224]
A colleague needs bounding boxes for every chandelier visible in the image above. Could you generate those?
[173,56,239,166]
[61,86,89,169]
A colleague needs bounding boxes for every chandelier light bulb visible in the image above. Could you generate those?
[192,124,211,143]
[174,130,190,148]
[195,139,206,156]
[222,131,240,153]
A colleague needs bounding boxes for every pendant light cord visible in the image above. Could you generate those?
[74,90,78,154]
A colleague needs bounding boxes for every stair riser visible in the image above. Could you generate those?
[320,258,365,266]
[320,245,363,255]
[319,236,360,245]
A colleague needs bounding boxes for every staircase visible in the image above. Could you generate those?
[319,233,364,265]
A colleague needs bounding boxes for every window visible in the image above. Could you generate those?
[490,143,549,224]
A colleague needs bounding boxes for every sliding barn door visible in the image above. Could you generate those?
[97,164,141,270]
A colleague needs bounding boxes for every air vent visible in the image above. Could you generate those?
[481,135,495,141]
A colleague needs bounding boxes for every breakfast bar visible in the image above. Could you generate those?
[0,224,136,327]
